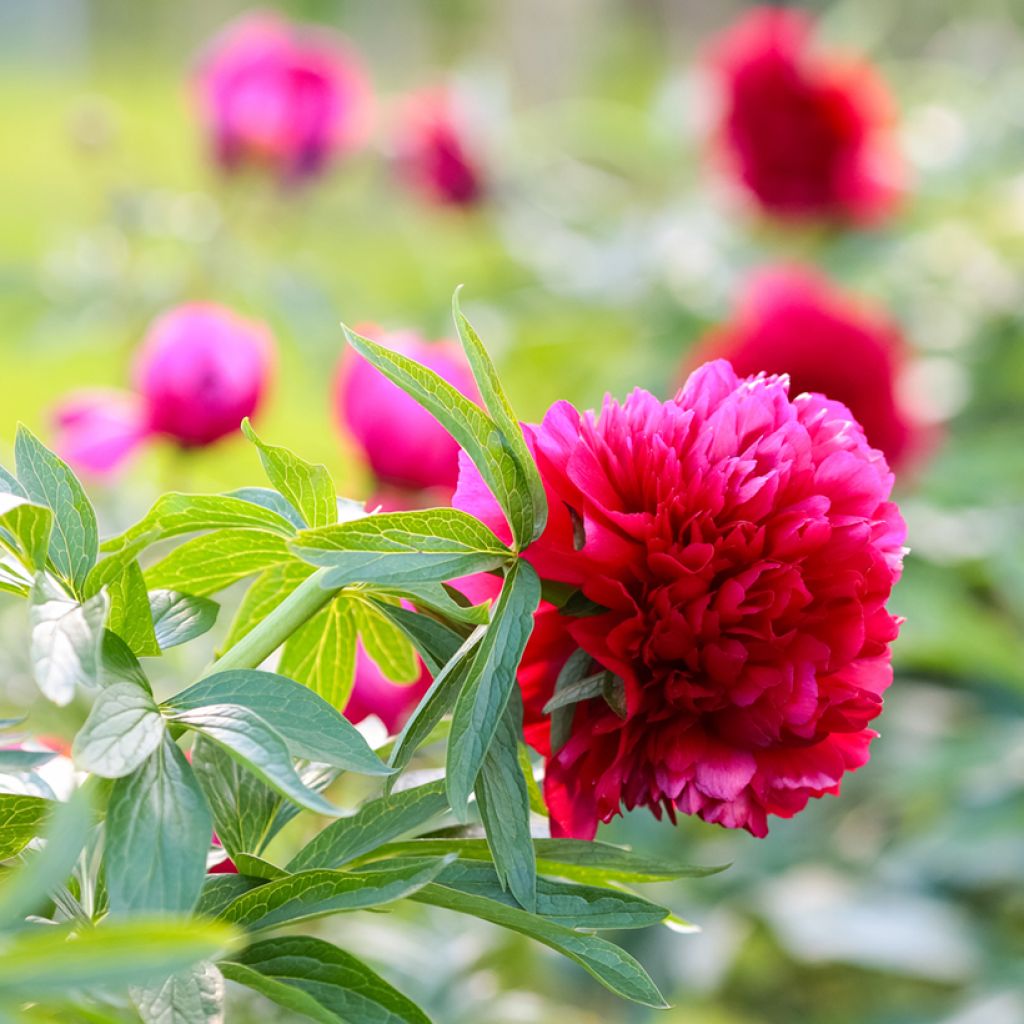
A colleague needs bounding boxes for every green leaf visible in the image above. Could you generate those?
[0,794,51,861]
[150,590,219,649]
[548,648,592,753]
[386,628,483,783]
[100,629,152,692]
[519,743,547,815]
[221,936,431,1024]
[72,682,165,778]
[0,462,27,498]
[0,919,241,996]
[167,670,390,776]
[0,493,52,573]
[232,854,287,880]
[446,561,540,819]
[288,780,449,872]
[0,787,93,928]
[191,736,280,860]
[382,582,491,625]
[228,486,307,531]
[145,529,292,597]
[105,735,212,914]
[242,420,337,530]
[411,883,667,1007]
[343,324,534,549]
[476,688,536,911]
[29,574,109,706]
[352,598,418,684]
[452,289,547,544]
[291,508,511,588]
[0,749,57,772]
[15,424,98,594]
[216,857,452,931]
[222,560,313,649]
[132,962,224,1024]
[171,705,343,817]
[278,597,357,711]
[369,599,465,675]
[196,874,265,919]
[105,559,160,657]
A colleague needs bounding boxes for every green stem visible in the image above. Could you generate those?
[206,566,339,675]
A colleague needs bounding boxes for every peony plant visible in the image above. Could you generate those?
[0,293,903,1021]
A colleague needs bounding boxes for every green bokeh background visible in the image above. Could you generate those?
[2,1,1023,1021]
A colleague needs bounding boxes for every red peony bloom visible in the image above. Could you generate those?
[195,13,371,184]
[706,6,904,224]
[393,88,485,207]
[455,361,905,838]
[689,266,924,471]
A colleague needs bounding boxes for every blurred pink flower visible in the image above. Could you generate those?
[195,12,372,184]
[344,645,432,736]
[393,88,485,206]
[53,303,274,476]
[334,327,480,495]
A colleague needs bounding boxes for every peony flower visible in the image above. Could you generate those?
[455,360,906,838]
[393,88,485,206]
[195,12,371,184]
[334,327,481,497]
[689,266,924,471]
[343,645,432,736]
[706,6,904,224]
[52,303,274,476]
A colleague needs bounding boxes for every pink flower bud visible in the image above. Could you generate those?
[393,88,485,206]
[344,644,432,736]
[334,327,480,493]
[51,389,148,478]
[134,303,274,449]
[195,12,372,184]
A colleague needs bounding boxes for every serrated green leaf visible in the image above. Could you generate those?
[446,561,540,819]
[452,290,547,544]
[105,559,160,657]
[222,560,313,649]
[105,735,212,914]
[72,682,165,778]
[168,670,390,776]
[0,919,241,996]
[278,597,357,711]
[288,780,449,873]
[145,529,292,597]
[172,705,343,817]
[132,962,224,1024]
[476,688,536,911]
[0,794,51,861]
[291,508,511,588]
[411,883,667,1007]
[351,597,418,684]
[29,574,109,706]
[216,857,452,931]
[343,324,534,549]
[242,420,337,530]
[221,936,431,1024]
[149,590,219,649]
[15,425,98,594]
[0,492,52,573]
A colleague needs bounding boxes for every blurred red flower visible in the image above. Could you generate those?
[334,327,481,497]
[456,361,905,838]
[343,645,432,736]
[689,266,925,470]
[706,6,904,224]
[195,12,371,184]
[393,88,486,207]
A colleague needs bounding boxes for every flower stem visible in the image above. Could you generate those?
[206,566,338,675]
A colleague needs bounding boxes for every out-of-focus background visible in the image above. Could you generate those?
[2,1,1023,1021]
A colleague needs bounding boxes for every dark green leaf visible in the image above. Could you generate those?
[0,794,51,861]
[221,936,431,1024]
[291,508,510,588]
[72,682,165,778]
[15,424,98,594]
[548,648,591,753]
[150,590,219,649]
[196,874,265,919]
[288,780,449,872]
[368,600,465,675]
[168,670,390,776]
[446,561,540,819]
[105,735,212,914]
[100,629,152,692]
[172,705,343,817]
[242,420,337,530]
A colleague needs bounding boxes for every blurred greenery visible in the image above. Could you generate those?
[2,0,1024,1021]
